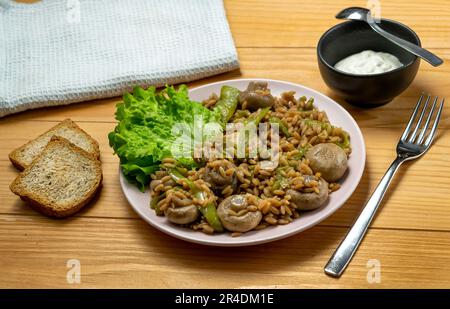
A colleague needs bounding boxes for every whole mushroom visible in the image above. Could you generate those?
[165,204,199,225]
[203,160,237,193]
[238,82,275,111]
[305,143,348,182]
[164,190,199,225]
[217,195,262,232]
[287,177,329,211]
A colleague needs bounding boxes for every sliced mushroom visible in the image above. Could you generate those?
[165,204,199,225]
[217,195,262,232]
[305,143,348,182]
[203,160,237,193]
[239,82,275,111]
[287,178,329,211]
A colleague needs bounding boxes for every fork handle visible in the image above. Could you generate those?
[324,156,404,277]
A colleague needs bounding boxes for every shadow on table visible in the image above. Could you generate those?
[132,220,348,276]
[129,120,445,277]
[128,166,375,276]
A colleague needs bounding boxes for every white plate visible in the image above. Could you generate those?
[119,79,366,246]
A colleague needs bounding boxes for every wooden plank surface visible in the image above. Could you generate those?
[4,48,450,128]
[225,0,450,49]
[18,0,450,49]
[1,122,449,232]
[1,0,450,288]
[1,215,449,288]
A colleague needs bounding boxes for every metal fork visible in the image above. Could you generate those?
[324,94,445,277]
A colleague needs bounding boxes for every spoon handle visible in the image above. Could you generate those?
[369,21,443,67]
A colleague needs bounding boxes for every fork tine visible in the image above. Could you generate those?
[407,94,431,143]
[401,93,426,141]
[424,98,444,147]
[417,96,438,144]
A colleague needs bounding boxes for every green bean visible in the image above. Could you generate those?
[232,107,271,159]
[245,107,270,126]
[168,168,224,232]
[336,130,350,149]
[298,95,307,104]
[304,119,332,131]
[198,204,224,233]
[150,192,165,216]
[305,97,314,110]
[233,110,251,119]
[269,116,291,137]
[304,119,350,149]
[213,86,240,126]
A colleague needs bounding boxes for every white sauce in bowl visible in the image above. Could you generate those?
[334,50,403,75]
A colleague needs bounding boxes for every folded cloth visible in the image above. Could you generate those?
[0,0,239,118]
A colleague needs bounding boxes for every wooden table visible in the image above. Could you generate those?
[1,0,449,288]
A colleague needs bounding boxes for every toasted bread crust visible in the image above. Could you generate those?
[8,119,100,170]
[9,136,103,218]
[9,155,26,171]
[15,181,103,218]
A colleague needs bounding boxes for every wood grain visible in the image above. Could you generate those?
[2,0,450,288]
[224,0,450,49]
[3,48,450,128]
[1,121,449,232]
[16,0,450,49]
[1,215,449,288]
[17,0,450,49]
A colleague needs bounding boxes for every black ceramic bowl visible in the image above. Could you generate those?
[317,19,421,107]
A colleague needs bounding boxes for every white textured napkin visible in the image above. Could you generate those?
[0,0,239,118]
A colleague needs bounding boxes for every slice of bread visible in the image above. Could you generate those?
[10,136,103,218]
[9,119,100,171]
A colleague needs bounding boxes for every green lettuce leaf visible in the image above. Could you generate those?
[108,85,221,191]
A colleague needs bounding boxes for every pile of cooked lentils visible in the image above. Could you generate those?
[150,82,351,236]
